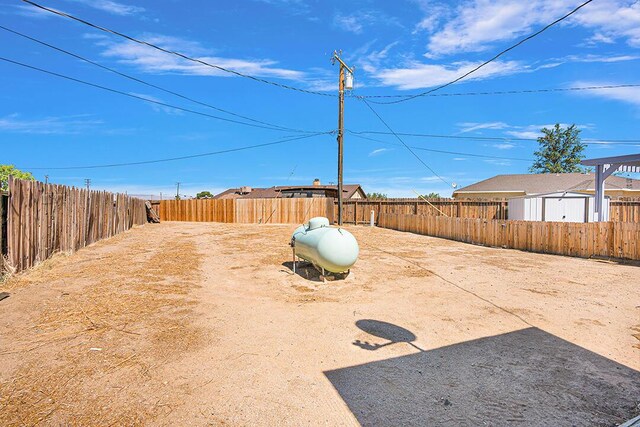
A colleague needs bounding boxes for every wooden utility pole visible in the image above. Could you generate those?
[332,51,353,226]
[175,182,181,200]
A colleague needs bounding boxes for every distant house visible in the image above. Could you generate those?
[213,179,367,200]
[452,173,640,199]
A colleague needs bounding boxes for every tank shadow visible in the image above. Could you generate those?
[281,261,350,282]
[353,319,422,351]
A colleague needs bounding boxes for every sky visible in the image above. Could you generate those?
[1,0,639,198]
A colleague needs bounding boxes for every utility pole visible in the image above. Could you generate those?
[84,178,91,190]
[175,182,181,200]
[332,51,354,226]
[44,175,49,185]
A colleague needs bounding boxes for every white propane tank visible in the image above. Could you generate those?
[291,217,359,273]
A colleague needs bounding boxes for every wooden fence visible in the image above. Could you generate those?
[155,199,235,223]
[1,192,7,262]
[609,199,640,222]
[341,198,509,223]
[340,198,640,224]
[151,197,335,224]
[150,197,640,225]
[4,178,147,273]
[378,213,640,261]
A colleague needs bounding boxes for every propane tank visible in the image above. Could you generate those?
[291,217,359,273]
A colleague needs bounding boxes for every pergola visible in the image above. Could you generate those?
[581,153,640,221]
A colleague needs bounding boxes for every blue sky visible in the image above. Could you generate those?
[1,0,639,198]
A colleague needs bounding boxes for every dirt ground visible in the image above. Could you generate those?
[0,222,639,426]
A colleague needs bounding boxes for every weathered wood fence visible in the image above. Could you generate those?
[341,199,509,223]
[152,197,335,224]
[1,192,7,263]
[3,178,147,273]
[341,198,640,224]
[150,197,640,225]
[609,199,640,222]
[378,213,640,261]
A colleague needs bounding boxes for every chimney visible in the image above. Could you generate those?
[239,186,252,194]
[313,178,321,186]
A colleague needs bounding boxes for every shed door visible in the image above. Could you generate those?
[543,197,587,222]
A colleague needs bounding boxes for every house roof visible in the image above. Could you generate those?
[213,188,247,199]
[453,173,640,195]
[213,184,365,199]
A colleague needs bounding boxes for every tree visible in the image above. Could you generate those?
[530,124,585,173]
[0,164,35,191]
[366,192,388,200]
[420,192,440,199]
[196,191,214,199]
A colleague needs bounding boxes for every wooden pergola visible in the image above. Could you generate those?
[581,153,640,221]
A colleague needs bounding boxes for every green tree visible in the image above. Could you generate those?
[196,191,214,199]
[0,164,35,191]
[366,192,388,200]
[420,192,441,199]
[530,124,585,173]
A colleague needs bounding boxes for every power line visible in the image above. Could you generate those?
[0,56,328,133]
[359,98,454,187]
[347,131,533,162]
[0,25,314,134]
[21,132,331,170]
[363,0,594,104]
[347,130,640,145]
[21,0,336,98]
[357,83,640,100]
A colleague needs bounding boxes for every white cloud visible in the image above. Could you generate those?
[333,10,401,35]
[504,130,541,139]
[537,53,640,70]
[128,93,183,115]
[67,0,145,16]
[570,80,640,107]
[0,114,103,134]
[417,0,640,57]
[355,42,400,75]
[368,148,391,157]
[11,4,65,19]
[570,0,640,48]
[412,0,450,34]
[503,122,595,139]
[457,121,509,133]
[252,0,311,16]
[13,1,144,17]
[373,59,526,90]
[334,13,365,34]
[492,143,516,150]
[483,159,512,167]
[424,1,574,57]
[99,34,306,80]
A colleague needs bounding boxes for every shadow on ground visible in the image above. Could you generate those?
[281,261,349,282]
[325,323,640,427]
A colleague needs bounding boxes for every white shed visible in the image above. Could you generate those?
[508,192,609,222]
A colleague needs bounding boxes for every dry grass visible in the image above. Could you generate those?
[0,232,206,426]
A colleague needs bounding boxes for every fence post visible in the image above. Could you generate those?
[0,191,5,268]
[354,201,358,224]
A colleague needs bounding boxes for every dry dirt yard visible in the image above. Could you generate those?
[0,222,639,426]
